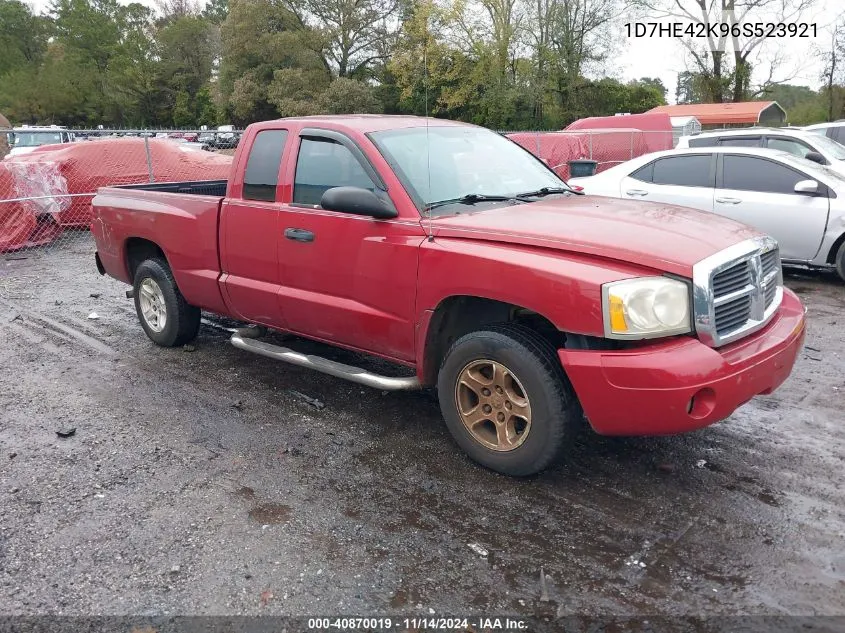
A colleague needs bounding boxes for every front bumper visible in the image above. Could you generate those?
[559,288,806,436]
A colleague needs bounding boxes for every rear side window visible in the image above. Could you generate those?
[629,162,654,182]
[718,137,761,147]
[293,137,376,206]
[652,155,712,187]
[833,127,845,144]
[722,155,807,194]
[243,129,288,202]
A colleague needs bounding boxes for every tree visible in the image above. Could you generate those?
[203,0,228,24]
[298,0,399,78]
[316,78,383,113]
[217,0,328,124]
[157,15,216,100]
[0,0,48,77]
[172,90,193,126]
[820,20,845,121]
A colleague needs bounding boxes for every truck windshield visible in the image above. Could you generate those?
[370,126,570,214]
[13,131,64,147]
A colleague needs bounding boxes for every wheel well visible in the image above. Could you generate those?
[421,296,567,386]
[125,238,166,281]
[826,232,845,265]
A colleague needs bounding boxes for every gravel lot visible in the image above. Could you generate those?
[1,232,844,622]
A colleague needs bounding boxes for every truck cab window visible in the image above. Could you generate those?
[293,137,376,207]
[243,129,288,202]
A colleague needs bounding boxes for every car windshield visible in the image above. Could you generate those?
[810,133,845,160]
[369,126,569,214]
[13,131,64,147]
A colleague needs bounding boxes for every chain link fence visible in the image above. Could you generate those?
[0,129,240,259]
[0,126,676,264]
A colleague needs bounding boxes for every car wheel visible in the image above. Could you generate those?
[133,258,200,347]
[836,240,845,283]
[436,323,579,476]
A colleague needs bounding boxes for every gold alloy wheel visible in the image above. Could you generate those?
[454,359,532,451]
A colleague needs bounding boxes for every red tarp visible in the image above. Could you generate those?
[508,129,650,177]
[566,128,649,173]
[565,113,673,153]
[0,139,232,252]
[507,132,589,180]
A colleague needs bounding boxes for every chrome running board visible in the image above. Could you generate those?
[230,329,421,391]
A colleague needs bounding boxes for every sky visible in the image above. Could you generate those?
[618,0,843,103]
[27,0,844,105]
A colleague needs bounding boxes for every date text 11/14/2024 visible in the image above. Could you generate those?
[307,617,529,631]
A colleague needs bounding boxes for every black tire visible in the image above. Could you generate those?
[836,240,845,283]
[133,258,200,347]
[437,324,579,476]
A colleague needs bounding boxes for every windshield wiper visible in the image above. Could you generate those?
[426,193,516,212]
[515,186,581,198]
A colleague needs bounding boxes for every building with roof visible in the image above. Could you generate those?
[646,101,787,129]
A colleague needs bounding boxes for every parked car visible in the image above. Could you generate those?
[676,127,845,176]
[804,120,845,145]
[197,132,216,150]
[570,146,845,280]
[7,125,76,157]
[90,116,805,476]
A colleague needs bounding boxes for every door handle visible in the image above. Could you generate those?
[715,197,742,205]
[625,189,648,197]
[284,228,315,243]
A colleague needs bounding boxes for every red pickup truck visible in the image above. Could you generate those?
[91,115,806,476]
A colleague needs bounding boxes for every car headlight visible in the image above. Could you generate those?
[602,277,691,339]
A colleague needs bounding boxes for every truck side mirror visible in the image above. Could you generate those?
[320,187,398,219]
[804,151,826,165]
[793,179,819,195]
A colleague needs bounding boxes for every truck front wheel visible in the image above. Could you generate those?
[133,258,200,347]
[437,324,578,476]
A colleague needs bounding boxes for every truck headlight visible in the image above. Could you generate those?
[602,277,691,339]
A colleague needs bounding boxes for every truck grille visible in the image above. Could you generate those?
[692,237,783,347]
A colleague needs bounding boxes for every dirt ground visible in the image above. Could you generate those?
[1,232,844,623]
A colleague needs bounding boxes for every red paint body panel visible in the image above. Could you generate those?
[431,197,760,278]
[560,289,806,435]
[90,189,228,314]
[90,115,806,439]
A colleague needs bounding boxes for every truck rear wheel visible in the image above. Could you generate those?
[437,324,578,476]
[133,258,200,347]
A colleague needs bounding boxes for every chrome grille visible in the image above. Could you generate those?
[692,237,783,347]
[712,260,751,296]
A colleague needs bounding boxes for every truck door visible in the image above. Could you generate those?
[275,129,423,363]
[219,128,289,327]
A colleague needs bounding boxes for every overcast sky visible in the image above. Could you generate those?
[26,0,843,104]
[618,0,842,102]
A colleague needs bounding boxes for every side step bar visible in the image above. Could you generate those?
[230,329,421,391]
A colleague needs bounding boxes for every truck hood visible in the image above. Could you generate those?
[430,196,761,277]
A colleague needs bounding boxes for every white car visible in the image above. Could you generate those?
[7,125,76,157]
[676,127,845,177]
[570,146,845,280]
[804,121,845,146]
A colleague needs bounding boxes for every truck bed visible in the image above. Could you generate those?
[115,179,228,197]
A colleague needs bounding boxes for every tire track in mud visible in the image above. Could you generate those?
[0,297,117,357]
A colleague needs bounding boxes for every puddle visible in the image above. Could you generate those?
[235,486,256,501]
[248,503,292,524]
